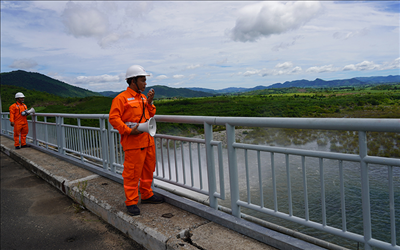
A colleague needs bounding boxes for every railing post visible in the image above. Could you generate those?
[107,119,116,173]
[359,131,372,250]
[1,113,4,134]
[204,122,218,210]
[78,118,84,162]
[226,123,241,218]
[100,118,108,170]
[31,114,37,145]
[56,116,65,154]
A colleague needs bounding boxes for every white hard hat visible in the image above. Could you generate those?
[125,65,150,79]
[15,92,25,98]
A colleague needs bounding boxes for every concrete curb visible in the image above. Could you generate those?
[1,136,330,250]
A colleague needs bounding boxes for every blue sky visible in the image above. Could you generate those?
[1,1,399,92]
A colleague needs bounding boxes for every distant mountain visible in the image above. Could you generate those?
[0,70,100,98]
[354,75,400,84]
[188,86,268,94]
[266,77,367,89]
[189,75,400,93]
[98,91,121,98]
[2,70,398,100]
[99,85,214,99]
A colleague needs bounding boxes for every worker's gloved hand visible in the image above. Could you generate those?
[21,110,28,116]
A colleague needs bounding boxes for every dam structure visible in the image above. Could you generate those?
[1,112,399,250]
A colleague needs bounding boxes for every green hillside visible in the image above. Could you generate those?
[144,85,214,99]
[100,85,214,99]
[0,70,100,98]
[1,85,112,113]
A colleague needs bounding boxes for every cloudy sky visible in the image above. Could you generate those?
[1,1,399,92]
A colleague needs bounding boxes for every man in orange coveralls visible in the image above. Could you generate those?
[9,92,31,150]
[109,65,164,216]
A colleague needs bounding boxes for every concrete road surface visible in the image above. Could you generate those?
[1,151,145,250]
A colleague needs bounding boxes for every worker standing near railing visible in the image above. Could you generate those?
[9,92,31,150]
[109,65,164,216]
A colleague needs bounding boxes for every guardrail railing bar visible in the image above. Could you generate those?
[93,126,98,159]
[234,142,361,162]
[197,142,203,190]
[174,140,178,182]
[44,117,49,150]
[100,118,108,170]
[107,120,116,173]
[245,149,251,204]
[95,129,99,159]
[181,141,186,185]
[258,150,264,209]
[302,156,309,221]
[32,115,37,145]
[271,152,278,212]
[160,138,166,178]
[167,139,171,180]
[388,165,396,247]
[216,142,225,200]
[189,142,194,188]
[204,122,218,209]
[339,160,347,232]
[320,157,327,226]
[155,138,160,176]
[286,154,292,216]
[226,123,240,218]
[359,131,372,250]
[61,117,66,155]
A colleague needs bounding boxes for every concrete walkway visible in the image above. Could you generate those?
[1,151,146,250]
[1,135,327,250]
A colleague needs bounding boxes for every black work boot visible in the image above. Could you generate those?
[127,205,140,216]
[15,146,20,150]
[141,195,165,204]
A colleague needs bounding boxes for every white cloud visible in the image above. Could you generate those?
[306,65,337,73]
[259,63,303,77]
[275,62,293,70]
[9,59,38,70]
[291,66,302,74]
[243,70,260,76]
[76,74,120,83]
[173,75,184,79]
[62,2,109,38]
[186,64,201,70]
[342,64,356,71]
[98,31,132,48]
[1,1,398,91]
[333,28,369,40]
[155,75,168,80]
[381,58,400,70]
[271,35,304,51]
[229,1,322,42]
[342,61,380,71]
[123,2,154,20]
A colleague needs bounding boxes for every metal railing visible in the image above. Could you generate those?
[1,112,399,250]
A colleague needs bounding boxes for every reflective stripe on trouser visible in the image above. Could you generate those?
[122,145,156,206]
[13,123,29,147]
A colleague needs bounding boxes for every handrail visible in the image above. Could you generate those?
[1,111,399,250]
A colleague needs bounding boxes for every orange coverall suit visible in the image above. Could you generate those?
[9,102,29,147]
[109,87,156,206]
